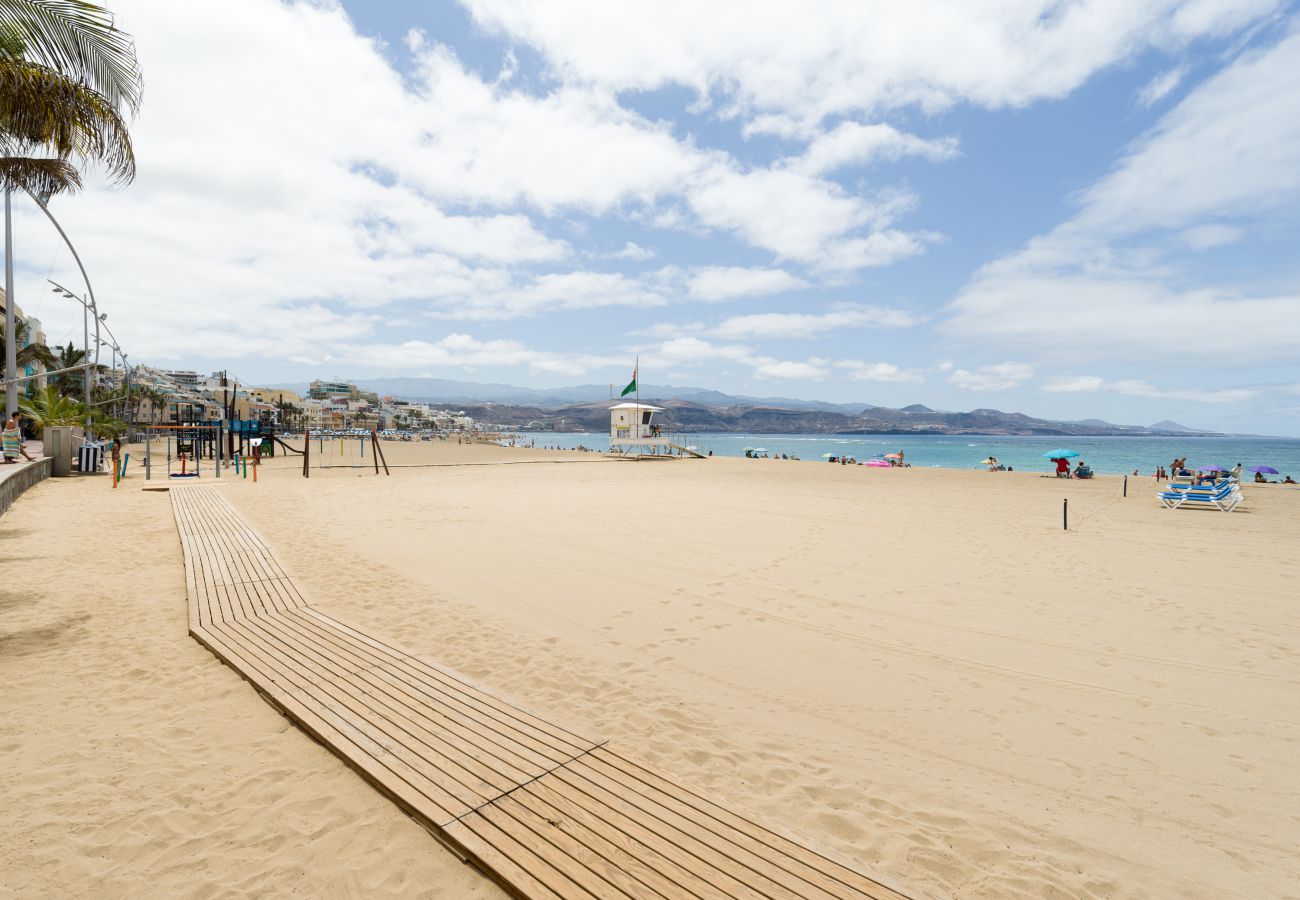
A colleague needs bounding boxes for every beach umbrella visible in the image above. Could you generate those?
[1195,464,1227,472]
[884,453,902,459]
[752,448,767,453]
[980,457,996,465]
[1041,448,1079,459]
[1248,465,1278,474]
[821,452,836,458]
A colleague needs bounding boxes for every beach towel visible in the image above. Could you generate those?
[2,425,21,460]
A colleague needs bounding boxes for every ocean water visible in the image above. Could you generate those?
[510,432,1300,478]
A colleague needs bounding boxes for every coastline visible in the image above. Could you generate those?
[507,431,1300,477]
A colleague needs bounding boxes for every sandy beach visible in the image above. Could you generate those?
[4,438,1299,898]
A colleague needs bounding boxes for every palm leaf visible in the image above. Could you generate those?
[0,153,80,193]
[0,57,134,182]
[19,382,88,433]
[0,0,141,113]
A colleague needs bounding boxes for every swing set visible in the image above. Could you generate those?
[142,423,226,480]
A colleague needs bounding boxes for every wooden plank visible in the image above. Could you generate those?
[220,613,497,816]
[507,778,736,900]
[266,611,572,780]
[205,613,475,823]
[442,813,569,900]
[473,795,658,899]
[264,610,567,782]
[592,749,908,900]
[555,758,815,899]
[298,608,598,755]
[248,612,537,798]
[191,620,473,829]
[537,762,781,899]
[446,810,601,900]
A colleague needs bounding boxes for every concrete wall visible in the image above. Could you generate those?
[0,458,52,518]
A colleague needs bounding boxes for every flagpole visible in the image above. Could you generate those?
[635,354,640,452]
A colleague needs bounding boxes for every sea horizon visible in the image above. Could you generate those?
[512,431,1300,478]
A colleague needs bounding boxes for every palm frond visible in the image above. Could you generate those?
[0,0,141,113]
[19,383,88,432]
[0,57,134,182]
[0,153,79,193]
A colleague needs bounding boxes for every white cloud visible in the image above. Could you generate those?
[607,241,656,260]
[948,362,1035,391]
[336,333,623,377]
[753,358,829,381]
[1073,29,1300,236]
[709,305,923,339]
[686,266,808,302]
[1180,223,1243,249]
[1109,379,1256,403]
[1045,375,1106,392]
[793,122,959,175]
[649,337,916,385]
[943,26,1300,364]
[1135,66,1186,108]
[1045,373,1256,402]
[426,270,675,320]
[835,361,926,384]
[637,303,922,341]
[462,0,1277,127]
[685,164,928,269]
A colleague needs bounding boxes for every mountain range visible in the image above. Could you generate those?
[269,376,1217,437]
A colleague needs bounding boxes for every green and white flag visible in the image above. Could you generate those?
[620,365,637,397]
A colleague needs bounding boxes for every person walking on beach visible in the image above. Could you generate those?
[3,411,34,463]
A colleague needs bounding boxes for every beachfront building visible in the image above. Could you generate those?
[609,402,669,455]
[0,289,51,395]
[307,379,380,406]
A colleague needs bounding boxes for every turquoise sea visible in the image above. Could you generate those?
[513,432,1300,478]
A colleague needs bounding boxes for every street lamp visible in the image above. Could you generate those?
[50,281,99,413]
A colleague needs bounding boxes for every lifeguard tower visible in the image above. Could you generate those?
[609,402,670,457]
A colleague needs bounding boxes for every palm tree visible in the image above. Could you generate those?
[18,382,84,434]
[46,339,84,392]
[2,1,141,416]
[0,0,141,196]
[0,320,56,370]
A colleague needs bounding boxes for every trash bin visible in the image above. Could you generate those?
[78,442,104,474]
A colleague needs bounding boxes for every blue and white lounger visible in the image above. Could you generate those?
[1157,482,1243,511]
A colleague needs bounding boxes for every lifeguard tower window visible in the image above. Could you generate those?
[642,411,652,424]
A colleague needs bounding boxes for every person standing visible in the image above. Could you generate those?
[3,411,34,463]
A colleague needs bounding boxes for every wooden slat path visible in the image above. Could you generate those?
[171,484,911,900]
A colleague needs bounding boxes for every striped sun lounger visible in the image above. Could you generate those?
[1157,482,1243,511]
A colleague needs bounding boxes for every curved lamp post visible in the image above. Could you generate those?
[1,188,101,423]
[50,281,99,413]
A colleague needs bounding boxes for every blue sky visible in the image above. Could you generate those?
[10,0,1300,433]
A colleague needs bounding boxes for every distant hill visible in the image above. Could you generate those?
[1149,419,1201,433]
[270,376,873,414]
[266,376,1223,436]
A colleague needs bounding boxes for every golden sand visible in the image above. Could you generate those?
[3,437,1298,898]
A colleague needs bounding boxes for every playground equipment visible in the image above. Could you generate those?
[300,428,389,478]
[142,423,224,480]
[228,418,286,458]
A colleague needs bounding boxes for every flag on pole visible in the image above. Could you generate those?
[620,366,637,397]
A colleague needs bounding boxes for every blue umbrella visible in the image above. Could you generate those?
[1249,465,1278,474]
[1195,464,1227,472]
[1041,448,1079,459]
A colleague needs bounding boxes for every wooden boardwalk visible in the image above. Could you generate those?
[171,484,910,900]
